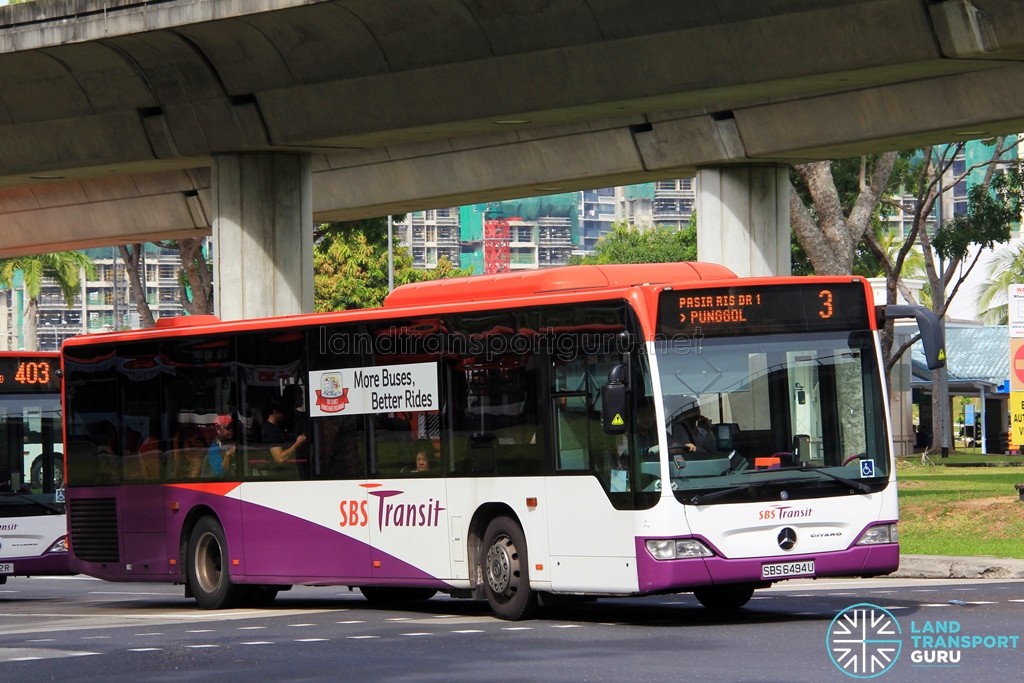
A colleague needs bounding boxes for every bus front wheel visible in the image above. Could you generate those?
[692,584,755,611]
[187,516,244,609]
[480,516,537,620]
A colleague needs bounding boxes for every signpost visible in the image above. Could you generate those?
[1008,285,1024,449]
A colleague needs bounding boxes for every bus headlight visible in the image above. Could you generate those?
[646,538,714,560]
[855,523,898,546]
[47,537,69,554]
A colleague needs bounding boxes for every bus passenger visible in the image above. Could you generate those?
[204,416,236,477]
[410,439,438,474]
[415,450,432,473]
[172,431,206,479]
[262,401,306,476]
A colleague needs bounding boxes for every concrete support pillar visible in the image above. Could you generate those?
[212,153,313,320]
[695,165,791,277]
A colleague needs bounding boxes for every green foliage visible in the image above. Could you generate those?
[933,166,1024,261]
[977,243,1024,323]
[570,222,696,265]
[0,251,96,306]
[313,218,472,311]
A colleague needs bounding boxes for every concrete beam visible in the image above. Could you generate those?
[1,1,1024,255]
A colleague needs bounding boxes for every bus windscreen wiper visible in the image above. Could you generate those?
[794,462,872,493]
[689,478,807,505]
[740,461,872,493]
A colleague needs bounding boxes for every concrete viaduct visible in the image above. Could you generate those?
[1,0,1024,318]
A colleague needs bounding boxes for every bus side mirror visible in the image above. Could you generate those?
[878,304,946,370]
[601,364,628,435]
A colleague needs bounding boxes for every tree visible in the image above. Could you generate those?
[0,251,96,350]
[790,154,900,276]
[568,221,697,265]
[313,217,472,311]
[176,237,214,316]
[976,243,1024,324]
[116,239,214,327]
[118,244,156,328]
[790,139,1023,454]
[868,139,1019,454]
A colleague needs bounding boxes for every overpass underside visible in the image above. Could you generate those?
[0,0,1023,316]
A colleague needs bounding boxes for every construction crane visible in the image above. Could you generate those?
[483,204,511,274]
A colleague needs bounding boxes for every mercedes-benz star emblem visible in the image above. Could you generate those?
[777,527,797,550]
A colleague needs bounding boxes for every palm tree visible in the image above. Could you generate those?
[0,251,96,350]
[976,242,1024,324]
[870,227,932,307]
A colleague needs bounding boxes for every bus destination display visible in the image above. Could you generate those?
[658,282,870,336]
[0,356,59,393]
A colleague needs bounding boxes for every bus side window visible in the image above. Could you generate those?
[314,415,366,479]
[555,396,589,470]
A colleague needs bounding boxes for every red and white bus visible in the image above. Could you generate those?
[0,352,70,581]
[61,264,943,618]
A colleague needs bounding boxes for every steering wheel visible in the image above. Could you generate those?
[841,453,866,466]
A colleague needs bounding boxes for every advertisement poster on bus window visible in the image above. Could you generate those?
[308,362,438,418]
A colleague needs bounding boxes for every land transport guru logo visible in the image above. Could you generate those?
[827,603,902,678]
[826,602,1021,678]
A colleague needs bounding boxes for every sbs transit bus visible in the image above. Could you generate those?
[61,264,944,619]
[0,351,70,581]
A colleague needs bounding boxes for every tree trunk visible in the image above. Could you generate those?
[790,153,898,276]
[23,296,38,351]
[118,244,157,328]
[178,238,213,315]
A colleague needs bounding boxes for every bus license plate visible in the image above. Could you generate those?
[0,563,12,574]
[761,560,814,579]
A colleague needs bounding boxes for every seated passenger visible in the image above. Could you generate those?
[204,416,236,477]
[414,450,432,473]
[411,439,439,474]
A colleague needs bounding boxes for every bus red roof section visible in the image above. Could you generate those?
[156,315,221,328]
[59,265,879,348]
[383,263,737,308]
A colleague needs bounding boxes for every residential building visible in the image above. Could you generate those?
[1,244,187,352]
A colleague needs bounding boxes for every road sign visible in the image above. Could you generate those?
[1010,284,1024,338]
[1011,392,1024,447]
[1012,339,1024,392]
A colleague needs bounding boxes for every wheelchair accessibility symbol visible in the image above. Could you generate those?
[860,460,875,477]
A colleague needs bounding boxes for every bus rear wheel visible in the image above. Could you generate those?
[481,516,537,620]
[187,516,244,609]
[692,584,755,611]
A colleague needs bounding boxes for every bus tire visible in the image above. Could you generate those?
[480,516,537,620]
[186,516,243,610]
[692,584,755,611]
[359,586,437,603]
[31,455,63,490]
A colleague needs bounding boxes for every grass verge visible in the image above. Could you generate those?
[897,459,1024,558]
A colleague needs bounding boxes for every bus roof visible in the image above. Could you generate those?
[383,262,736,308]
[61,263,747,347]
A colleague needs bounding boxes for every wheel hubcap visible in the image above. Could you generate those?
[486,534,518,596]
[194,532,222,594]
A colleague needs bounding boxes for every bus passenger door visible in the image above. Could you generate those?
[365,408,450,584]
[545,355,637,593]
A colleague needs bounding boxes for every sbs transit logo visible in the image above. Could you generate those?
[827,603,902,678]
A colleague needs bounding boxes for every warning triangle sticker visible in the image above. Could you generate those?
[611,413,624,426]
